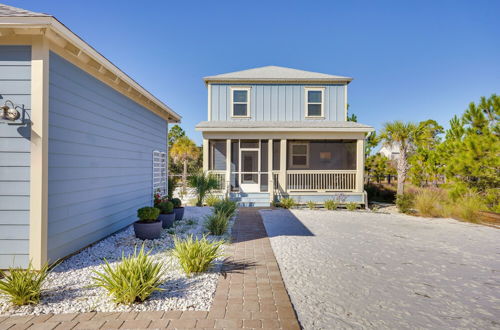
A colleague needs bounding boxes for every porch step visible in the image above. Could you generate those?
[229,192,271,208]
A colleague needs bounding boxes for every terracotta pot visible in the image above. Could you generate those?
[133,220,162,240]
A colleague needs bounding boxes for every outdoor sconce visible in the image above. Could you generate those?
[1,100,21,121]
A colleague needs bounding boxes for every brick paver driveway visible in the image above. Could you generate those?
[260,209,500,329]
[0,208,300,329]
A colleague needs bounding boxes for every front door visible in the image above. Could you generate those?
[239,150,260,192]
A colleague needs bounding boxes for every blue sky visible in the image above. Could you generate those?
[8,0,500,144]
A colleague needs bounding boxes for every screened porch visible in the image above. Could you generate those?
[205,139,363,195]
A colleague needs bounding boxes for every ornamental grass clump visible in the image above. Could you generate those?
[213,198,237,218]
[91,246,165,304]
[279,197,296,209]
[324,199,338,210]
[205,212,230,236]
[346,202,358,211]
[451,192,486,223]
[306,200,316,210]
[173,235,224,276]
[205,195,222,207]
[0,262,50,306]
[413,188,448,217]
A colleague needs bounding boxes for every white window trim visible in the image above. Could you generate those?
[289,142,309,169]
[230,86,251,118]
[304,87,325,118]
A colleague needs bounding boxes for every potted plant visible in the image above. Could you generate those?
[158,201,175,228]
[133,207,161,240]
[171,198,184,220]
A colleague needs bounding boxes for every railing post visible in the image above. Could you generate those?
[203,139,209,173]
[226,139,231,196]
[279,139,287,194]
[356,139,364,192]
[268,139,273,203]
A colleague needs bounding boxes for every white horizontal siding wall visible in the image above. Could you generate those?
[47,52,167,261]
[210,84,346,121]
[0,45,31,268]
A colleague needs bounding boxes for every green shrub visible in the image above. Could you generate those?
[280,198,296,209]
[92,246,164,304]
[137,207,160,222]
[188,172,220,207]
[396,193,414,214]
[484,188,500,213]
[171,198,182,208]
[346,202,358,211]
[205,195,222,207]
[306,200,316,210]
[0,262,50,306]
[158,201,174,214]
[172,235,223,276]
[205,212,230,236]
[213,198,237,218]
[414,188,448,217]
[324,199,338,210]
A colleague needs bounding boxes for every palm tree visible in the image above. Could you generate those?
[188,172,219,206]
[380,121,421,195]
[169,136,200,194]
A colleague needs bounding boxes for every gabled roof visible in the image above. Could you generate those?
[196,120,373,132]
[0,3,180,122]
[0,4,48,17]
[204,66,352,84]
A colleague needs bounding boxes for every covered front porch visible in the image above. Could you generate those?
[202,137,366,205]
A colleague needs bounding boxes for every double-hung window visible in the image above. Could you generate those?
[305,87,324,117]
[289,142,309,168]
[231,87,251,117]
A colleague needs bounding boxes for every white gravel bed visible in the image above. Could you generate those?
[260,209,500,329]
[0,207,234,316]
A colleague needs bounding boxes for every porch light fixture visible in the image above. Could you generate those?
[1,100,21,121]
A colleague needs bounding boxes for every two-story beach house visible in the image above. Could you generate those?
[196,66,374,207]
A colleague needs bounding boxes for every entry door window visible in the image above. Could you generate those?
[241,150,258,183]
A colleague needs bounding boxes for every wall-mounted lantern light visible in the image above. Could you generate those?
[1,100,21,121]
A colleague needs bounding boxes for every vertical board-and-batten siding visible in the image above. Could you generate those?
[47,52,167,261]
[0,45,31,268]
[210,84,346,121]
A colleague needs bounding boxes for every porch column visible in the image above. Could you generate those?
[226,139,231,193]
[202,138,209,172]
[268,139,273,202]
[279,139,287,193]
[356,138,365,192]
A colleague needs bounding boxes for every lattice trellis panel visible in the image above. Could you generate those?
[153,150,167,198]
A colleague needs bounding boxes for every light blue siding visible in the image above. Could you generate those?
[47,52,167,262]
[0,45,31,268]
[211,84,346,121]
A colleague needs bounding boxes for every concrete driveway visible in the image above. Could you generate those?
[260,209,500,329]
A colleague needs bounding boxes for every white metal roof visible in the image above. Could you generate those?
[196,120,373,132]
[204,66,352,84]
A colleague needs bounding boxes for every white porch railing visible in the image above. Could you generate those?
[207,170,226,191]
[286,170,357,192]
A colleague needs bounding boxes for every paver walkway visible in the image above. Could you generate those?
[0,208,300,329]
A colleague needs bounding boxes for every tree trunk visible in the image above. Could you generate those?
[396,147,408,195]
[182,160,188,195]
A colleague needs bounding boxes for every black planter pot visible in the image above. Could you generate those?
[133,220,162,240]
[173,207,184,221]
[158,213,175,228]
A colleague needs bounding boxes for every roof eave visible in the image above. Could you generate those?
[0,16,181,123]
[203,77,353,85]
[195,126,373,133]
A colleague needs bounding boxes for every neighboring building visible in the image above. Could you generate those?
[0,4,180,269]
[379,144,400,160]
[196,66,374,207]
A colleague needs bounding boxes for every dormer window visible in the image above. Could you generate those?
[305,87,324,118]
[231,87,251,117]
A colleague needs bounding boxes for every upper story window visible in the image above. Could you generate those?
[231,87,251,117]
[305,87,324,118]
